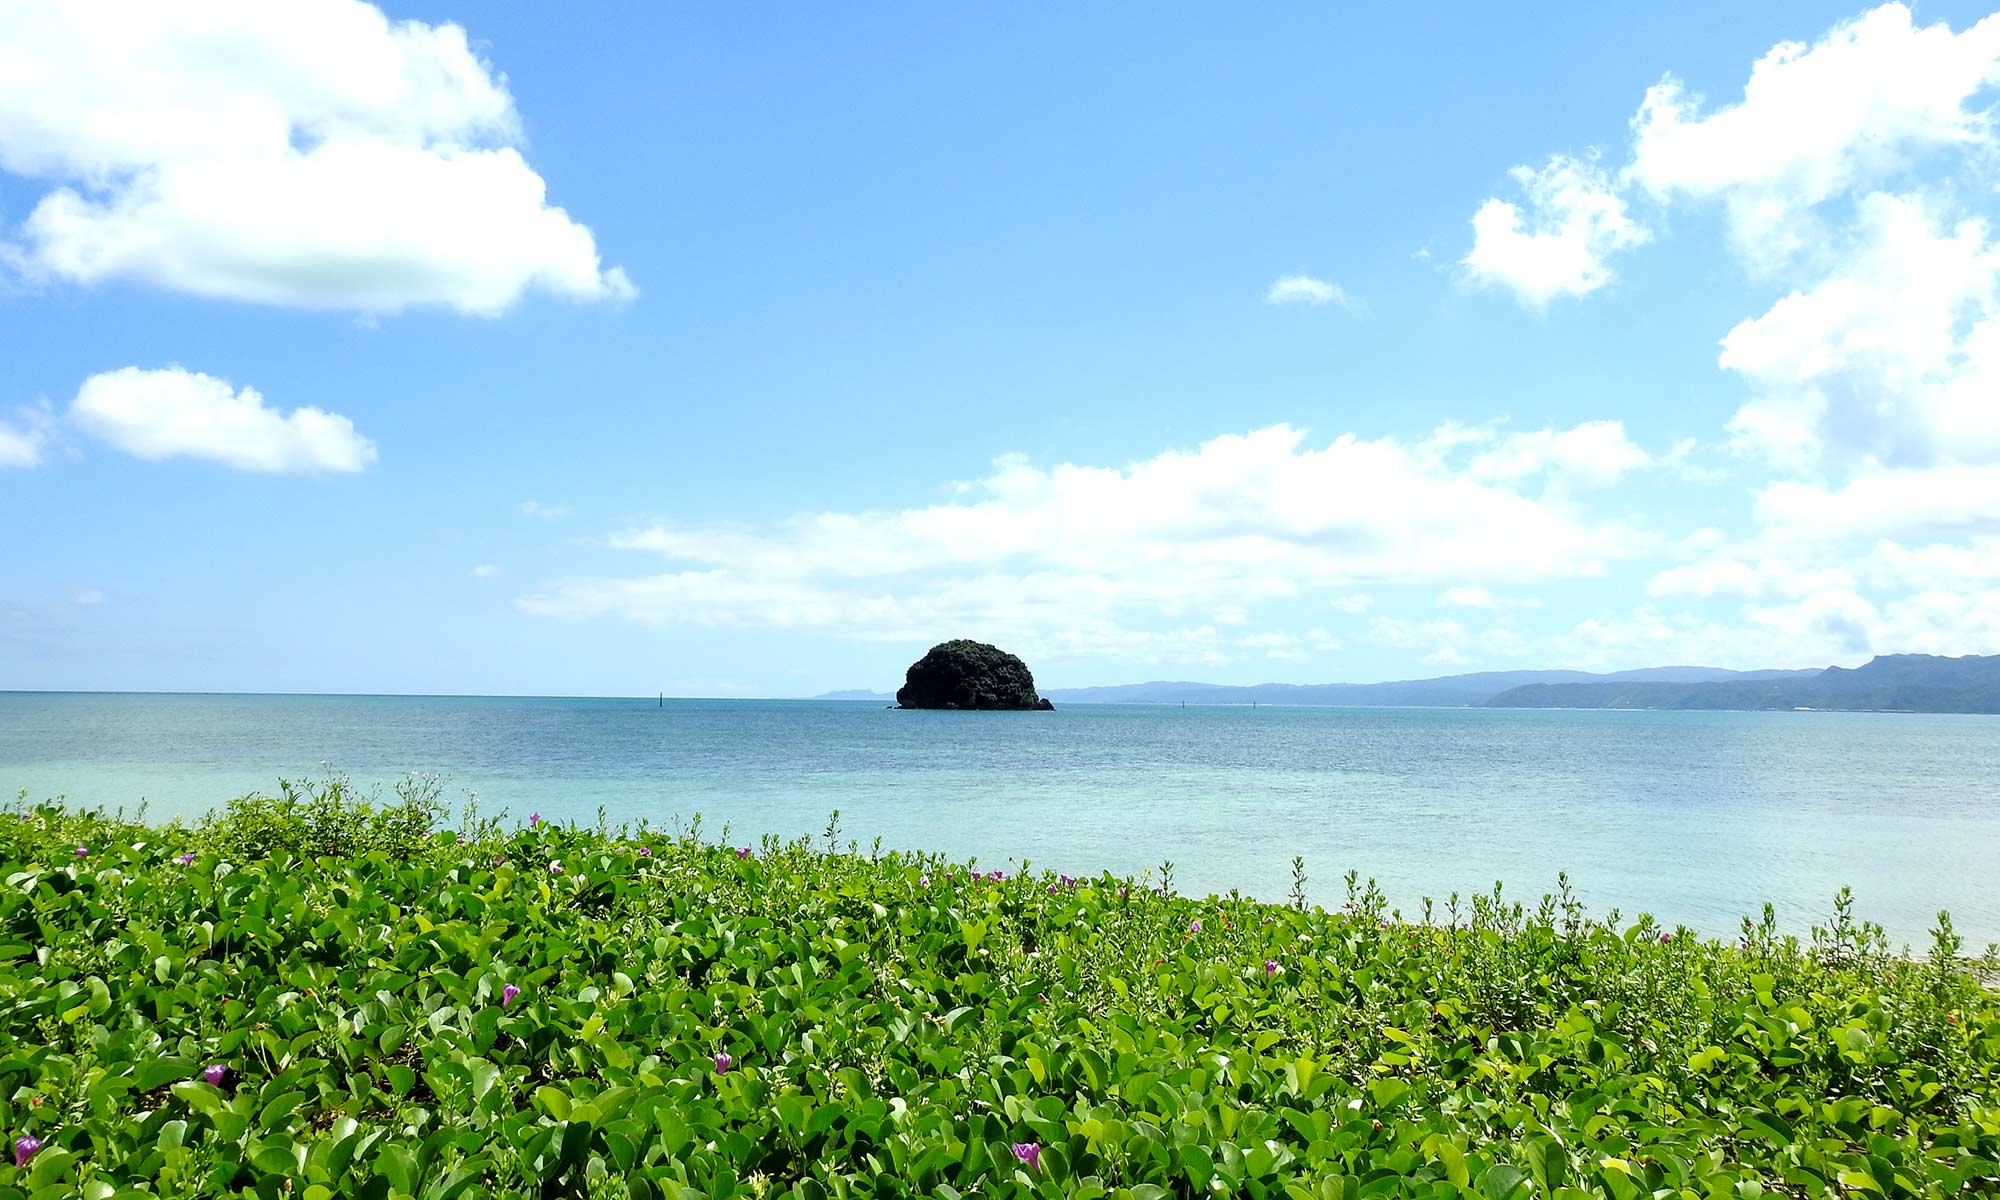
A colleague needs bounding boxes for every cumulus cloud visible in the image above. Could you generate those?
[1265,274,1351,307]
[1721,195,2000,472]
[0,0,630,315]
[520,422,1658,661]
[1462,156,1649,304]
[1627,3,2000,267]
[1445,3,2000,672]
[1465,420,1655,488]
[71,367,376,473]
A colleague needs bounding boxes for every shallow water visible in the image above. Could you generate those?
[4,692,1996,946]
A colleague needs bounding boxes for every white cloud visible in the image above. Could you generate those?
[519,500,571,519]
[471,564,501,580]
[521,422,1657,661]
[1465,419,1655,488]
[0,414,45,468]
[0,1,630,315]
[1328,594,1374,614]
[1434,4,2000,672]
[1721,194,2000,472]
[1436,584,1543,611]
[1265,274,1350,307]
[1647,553,1855,600]
[71,366,376,473]
[1754,467,2000,542]
[1627,3,2000,267]
[1437,585,1497,610]
[1462,156,1649,304]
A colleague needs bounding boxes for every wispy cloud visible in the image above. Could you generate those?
[1264,274,1352,308]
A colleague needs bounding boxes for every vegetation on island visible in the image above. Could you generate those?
[897,641,1053,711]
[2,778,1997,1199]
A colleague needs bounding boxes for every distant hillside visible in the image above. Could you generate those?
[1037,666,1810,708]
[1488,654,2000,714]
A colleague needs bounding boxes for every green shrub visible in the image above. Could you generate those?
[0,788,1994,1199]
[195,773,449,862]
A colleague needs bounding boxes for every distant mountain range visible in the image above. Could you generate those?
[816,664,1817,709]
[1487,653,2000,713]
[818,655,2000,713]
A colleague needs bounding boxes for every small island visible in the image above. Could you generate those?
[896,639,1055,710]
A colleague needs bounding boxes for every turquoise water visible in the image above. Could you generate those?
[4,692,1996,946]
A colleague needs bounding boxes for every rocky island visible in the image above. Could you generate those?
[896,639,1055,710]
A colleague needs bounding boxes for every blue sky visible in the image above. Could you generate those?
[6,1,2000,696]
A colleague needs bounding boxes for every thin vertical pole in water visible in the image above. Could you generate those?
[658,692,663,708]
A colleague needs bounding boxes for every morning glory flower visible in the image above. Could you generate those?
[1265,959,1280,978]
[714,1052,733,1073]
[203,1064,227,1086]
[175,851,196,866]
[550,862,563,875]
[1659,932,1672,944]
[918,874,929,886]
[736,846,752,859]
[529,812,542,827]
[1189,920,1202,934]
[1046,883,1058,895]
[1011,1142,1041,1172]
[74,846,88,858]
[501,983,520,1009]
[13,1135,40,1167]
[637,846,652,857]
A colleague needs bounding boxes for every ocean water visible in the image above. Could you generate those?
[3,692,1996,947]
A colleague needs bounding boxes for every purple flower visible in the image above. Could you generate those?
[714,1052,733,1073]
[1011,1142,1041,1172]
[74,846,88,858]
[1265,959,1280,978]
[1659,932,1672,944]
[501,983,520,1010]
[550,862,563,875]
[637,846,652,857]
[175,851,196,867]
[203,1063,227,1086]
[529,812,542,827]
[736,846,752,859]
[918,874,930,886]
[12,1135,39,1168]
[1189,920,1202,934]
[1047,883,1058,895]
[1117,887,1127,897]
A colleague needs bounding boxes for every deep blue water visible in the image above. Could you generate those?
[4,692,1997,946]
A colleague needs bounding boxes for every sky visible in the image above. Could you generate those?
[6,1,2000,697]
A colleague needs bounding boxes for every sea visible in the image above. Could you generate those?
[4,692,1996,948]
